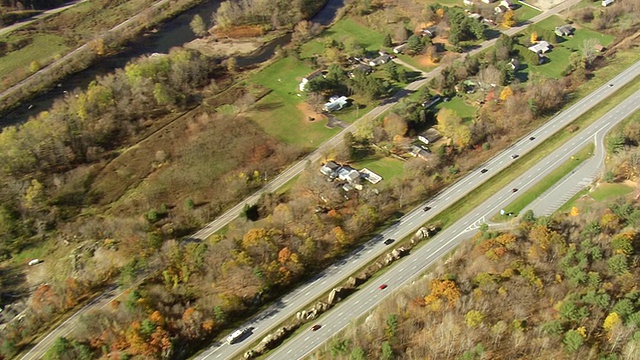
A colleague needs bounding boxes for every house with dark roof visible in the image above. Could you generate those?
[299,69,324,92]
[555,25,575,37]
[368,54,392,67]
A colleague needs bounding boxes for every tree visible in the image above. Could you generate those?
[383,33,393,48]
[502,10,516,28]
[226,57,237,73]
[393,24,409,44]
[581,38,601,67]
[563,329,584,352]
[406,35,424,55]
[350,347,366,360]
[190,15,207,37]
[499,86,513,101]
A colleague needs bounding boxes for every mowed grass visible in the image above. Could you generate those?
[525,16,615,79]
[0,34,68,80]
[300,18,385,58]
[352,155,405,182]
[248,57,340,146]
[590,183,634,201]
[514,1,542,24]
[438,97,476,123]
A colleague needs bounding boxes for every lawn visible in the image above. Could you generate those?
[352,155,405,182]
[522,15,615,79]
[395,54,438,73]
[300,17,385,58]
[514,1,542,24]
[589,183,634,202]
[0,34,68,80]
[437,97,476,123]
[246,57,343,147]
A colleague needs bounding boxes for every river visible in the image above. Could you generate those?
[0,0,344,127]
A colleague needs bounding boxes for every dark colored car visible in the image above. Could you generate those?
[379,284,388,290]
[529,136,536,141]
[480,168,488,174]
[511,188,518,193]
[511,154,519,159]
[383,238,395,245]
[311,324,322,331]
[423,206,432,211]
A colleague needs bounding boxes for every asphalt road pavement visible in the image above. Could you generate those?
[266,88,640,360]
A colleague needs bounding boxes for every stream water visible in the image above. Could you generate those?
[1,0,344,126]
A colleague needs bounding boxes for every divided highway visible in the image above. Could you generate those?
[194,61,640,360]
[266,87,640,360]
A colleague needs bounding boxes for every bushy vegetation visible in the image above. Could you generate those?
[314,198,640,359]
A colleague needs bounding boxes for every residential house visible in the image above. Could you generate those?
[393,43,408,54]
[323,96,348,112]
[508,58,520,71]
[481,0,497,3]
[463,0,474,5]
[320,161,340,178]
[299,69,324,92]
[421,95,442,109]
[554,25,575,37]
[500,0,516,9]
[417,128,442,145]
[421,26,437,38]
[409,145,431,161]
[368,54,392,66]
[602,0,614,6]
[528,40,551,54]
[348,64,373,78]
[494,5,508,14]
[594,44,605,52]
[336,165,361,183]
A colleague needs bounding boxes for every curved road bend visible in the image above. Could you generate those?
[266,88,640,360]
[194,62,640,360]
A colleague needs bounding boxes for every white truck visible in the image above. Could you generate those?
[226,328,249,345]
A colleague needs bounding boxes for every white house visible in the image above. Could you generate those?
[602,0,614,6]
[368,54,392,66]
[528,40,551,54]
[481,0,497,3]
[323,96,348,112]
[336,166,361,183]
[299,69,324,92]
[463,0,474,5]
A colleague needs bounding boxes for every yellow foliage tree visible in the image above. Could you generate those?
[502,10,516,28]
[500,86,513,101]
[531,32,538,43]
[465,310,485,328]
[603,312,621,334]
[570,206,580,216]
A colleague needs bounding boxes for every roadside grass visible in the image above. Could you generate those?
[437,97,476,123]
[395,54,438,73]
[352,155,405,182]
[557,188,590,212]
[492,143,594,221]
[300,17,385,58]
[515,1,542,24]
[590,182,634,201]
[573,50,640,99]
[0,34,68,80]
[250,57,314,96]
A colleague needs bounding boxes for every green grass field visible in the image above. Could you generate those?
[523,16,615,79]
[514,1,542,24]
[300,18,385,58]
[0,34,68,80]
[352,155,405,182]
[589,183,634,202]
[438,97,476,123]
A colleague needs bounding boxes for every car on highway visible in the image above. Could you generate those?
[529,136,536,141]
[480,168,488,173]
[511,188,518,193]
[423,206,431,211]
[511,154,519,159]
[383,238,395,245]
[379,284,388,290]
[311,324,322,331]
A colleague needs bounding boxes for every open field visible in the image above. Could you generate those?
[0,34,68,81]
[300,18,385,58]
[438,97,476,123]
[515,1,542,24]
[590,182,635,201]
[352,155,405,182]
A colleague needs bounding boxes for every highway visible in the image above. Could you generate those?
[266,88,640,360]
[194,62,640,360]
